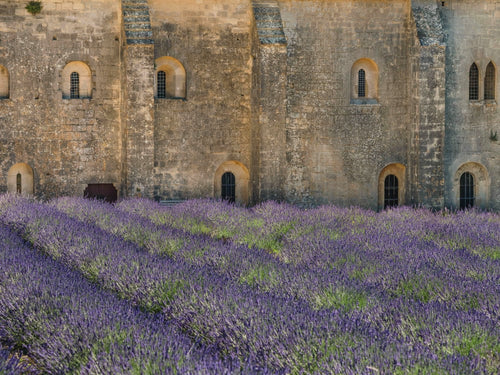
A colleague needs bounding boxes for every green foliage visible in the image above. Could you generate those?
[25,1,42,15]
[81,256,108,283]
[455,331,500,358]
[130,358,162,375]
[239,264,280,291]
[313,286,368,311]
[395,278,444,303]
[483,246,500,260]
[147,279,185,312]
[92,327,128,355]
[349,265,377,281]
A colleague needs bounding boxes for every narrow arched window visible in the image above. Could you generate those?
[484,62,496,100]
[16,173,22,194]
[157,71,166,99]
[384,175,398,208]
[221,172,236,203]
[460,172,474,209]
[70,72,80,99]
[358,69,366,98]
[0,65,9,99]
[469,63,479,100]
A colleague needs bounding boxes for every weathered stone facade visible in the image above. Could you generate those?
[0,0,498,210]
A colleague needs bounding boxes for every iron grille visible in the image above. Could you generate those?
[16,173,21,194]
[460,172,475,209]
[221,172,236,203]
[70,72,80,99]
[358,69,366,98]
[469,63,479,100]
[157,71,166,98]
[384,174,398,208]
[484,62,495,100]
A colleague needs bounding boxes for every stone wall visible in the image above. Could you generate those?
[411,1,446,209]
[279,0,415,208]
[0,0,122,199]
[440,0,500,210]
[148,0,254,202]
[0,0,497,210]
[252,0,288,203]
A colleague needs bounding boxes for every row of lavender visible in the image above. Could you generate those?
[0,210,256,373]
[115,198,500,372]
[0,195,414,373]
[1,194,499,373]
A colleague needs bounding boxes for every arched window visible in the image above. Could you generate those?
[469,63,479,100]
[7,163,34,196]
[0,65,9,99]
[155,57,186,99]
[70,72,80,99]
[157,71,166,99]
[460,172,474,209]
[62,62,92,99]
[484,62,496,100]
[351,58,378,104]
[221,172,236,203]
[358,69,366,98]
[16,173,22,194]
[384,174,398,208]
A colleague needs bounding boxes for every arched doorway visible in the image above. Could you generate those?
[221,172,236,202]
[378,163,405,210]
[459,172,475,209]
[214,161,250,205]
[453,162,489,210]
[384,174,399,208]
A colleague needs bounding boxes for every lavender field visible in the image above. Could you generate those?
[0,194,498,374]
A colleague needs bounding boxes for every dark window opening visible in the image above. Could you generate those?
[384,174,398,208]
[157,71,166,99]
[358,69,366,98]
[469,63,479,100]
[221,172,235,203]
[84,184,117,203]
[460,172,475,209]
[70,72,80,99]
[484,62,496,100]
[16,173,21,194]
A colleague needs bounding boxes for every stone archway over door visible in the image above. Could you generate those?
[214,161,250,205]
[453,162,489,209]
[7,163,34,195]
[378,163,406,210]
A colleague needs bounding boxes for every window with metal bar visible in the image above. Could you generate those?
[16,173,21,194]
[469,63,479,100]
[358,69,366,98]
[70,72,80,99]
[484,62,496,100]
[221,172,236,203]
[0,65,8,99]
[157,71,166,99]
[460,172,475,209]
[384,174,398,208]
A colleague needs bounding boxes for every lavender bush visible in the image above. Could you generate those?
[0,221,254,373]
[0,194,498,373]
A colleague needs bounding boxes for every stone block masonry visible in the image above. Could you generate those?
[0,0,497,210]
